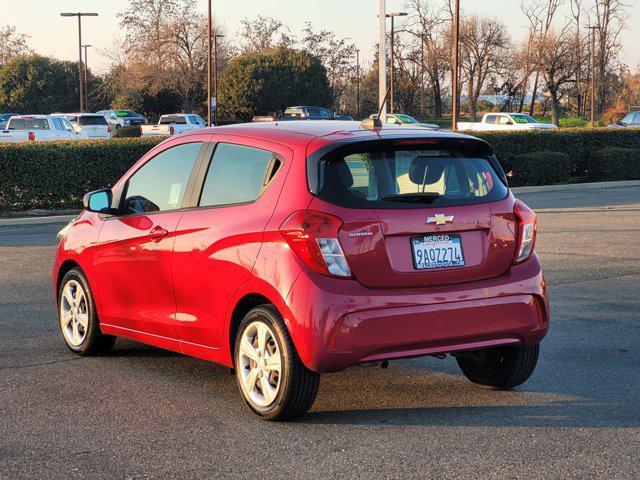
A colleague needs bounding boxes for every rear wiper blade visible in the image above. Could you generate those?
[381,193,441,203]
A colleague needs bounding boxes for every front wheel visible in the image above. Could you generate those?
[234,305,320,421]
[456,343,540,389]
[58,268,115,356]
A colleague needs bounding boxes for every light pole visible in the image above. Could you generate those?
[355,49,360,119]
[451,0,460,130]
[207,1,213,126]
[82,44,91,111]
[378,0,387,118]
[213,33,224,126]
[588,26,597,128]
[386,12,407,114]
[60,12,98,113]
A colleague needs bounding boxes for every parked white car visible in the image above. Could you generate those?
[53,113,111,139]
[0,115,78,142]
[458,113,558,132]
[140,114,207,137]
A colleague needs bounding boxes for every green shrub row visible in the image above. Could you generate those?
[0,138,163,211]
[474,128,640,187]
[111,125,142,138]
[1,128,639,212]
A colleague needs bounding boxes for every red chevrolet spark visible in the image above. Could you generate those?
[53,121,548,420]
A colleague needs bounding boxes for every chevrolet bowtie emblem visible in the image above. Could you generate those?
[427,214,454,225]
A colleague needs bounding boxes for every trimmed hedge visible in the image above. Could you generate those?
[510,151,571,187]
[474,128,640,186]
[0,138,163,211]
[587,147,640,182]
[1,127,640,212]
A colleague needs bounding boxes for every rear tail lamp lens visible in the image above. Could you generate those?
[170,126,175,135]
[514,199,537,264]
[279,210,352,278]
[28,132,35,141]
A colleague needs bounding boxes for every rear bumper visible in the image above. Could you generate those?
[285,254,549,373]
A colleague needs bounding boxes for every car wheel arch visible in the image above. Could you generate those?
[56,259,82,298]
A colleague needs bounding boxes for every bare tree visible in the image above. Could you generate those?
[301,23,357,112]
[458,15,510,121]
[591,0,630,112]
[535,24,583,124]
[239,16,295,54]
[0,25,31,65]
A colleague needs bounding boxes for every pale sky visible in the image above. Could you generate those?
[3,0,640,75]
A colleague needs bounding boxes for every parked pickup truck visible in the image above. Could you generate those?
[252,106,352,122]
[0,115,78,142]
[457,113,558,131]
[140,114,207,137]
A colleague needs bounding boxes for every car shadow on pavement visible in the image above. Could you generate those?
[301,400,640,428]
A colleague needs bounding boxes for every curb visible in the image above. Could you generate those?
[512,179,640,194]
[0,215,76,227]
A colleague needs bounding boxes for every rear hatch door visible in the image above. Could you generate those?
[310,138,518,288]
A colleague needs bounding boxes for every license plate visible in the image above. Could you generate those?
[411,234,465,270]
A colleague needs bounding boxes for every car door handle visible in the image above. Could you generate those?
[149,226,169,243]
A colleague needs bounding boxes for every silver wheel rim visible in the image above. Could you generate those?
[60,280,89,347]
[238,321,282,407]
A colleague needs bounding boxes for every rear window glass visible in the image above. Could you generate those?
[315,143,508,209]
[160,116,187,125]
[8,118,50,130]
[78,116,107,126]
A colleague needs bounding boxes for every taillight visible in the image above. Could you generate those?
[169,126,175,135]
[139,126,143,136]
[28,132,35,141]
[279,210,352,278]
[107,125,111,133]
[514,199,537,264]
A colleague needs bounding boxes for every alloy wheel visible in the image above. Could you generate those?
[238,321,282,407]
[60,280,89,347]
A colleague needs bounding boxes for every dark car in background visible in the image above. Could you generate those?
[96,110,148,130]
[0,113,19,130]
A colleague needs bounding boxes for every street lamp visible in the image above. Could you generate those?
[355,49,360,119]
[82,44,92,111]
[378,0,387,118]
[213,33,225,126]
[451,0,460,130]
[386,12,407,114]
[60,12,98,113]
[588,26,597,128]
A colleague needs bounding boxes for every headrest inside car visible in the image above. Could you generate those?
[326,160,354,188]
[409,156,448,185]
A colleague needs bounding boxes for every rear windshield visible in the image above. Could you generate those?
[78,116,108,126]
[160,116,187,125]
[315,142,508,209]
[7,118,50,130]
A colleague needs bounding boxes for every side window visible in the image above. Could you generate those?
[199,143,278,207]
[632,113,640,125]
[498,115,512,125]
[485,115,498,124]
[51,118,63,130]
[122,142,202,215]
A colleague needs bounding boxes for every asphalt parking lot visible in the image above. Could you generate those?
[1,185,639,479]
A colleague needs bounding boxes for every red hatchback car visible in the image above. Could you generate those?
[53,121,549,420]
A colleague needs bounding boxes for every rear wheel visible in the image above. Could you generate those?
[58,268,115,355]
[234,305,320,421]
[456,343,540,389]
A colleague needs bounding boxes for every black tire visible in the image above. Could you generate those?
[57,268,115,356]
[456,343,540,390]
[234,305,320,421]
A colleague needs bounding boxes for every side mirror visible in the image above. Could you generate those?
[83,189,117,214]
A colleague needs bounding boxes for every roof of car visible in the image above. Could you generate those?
[200,120,476,147]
